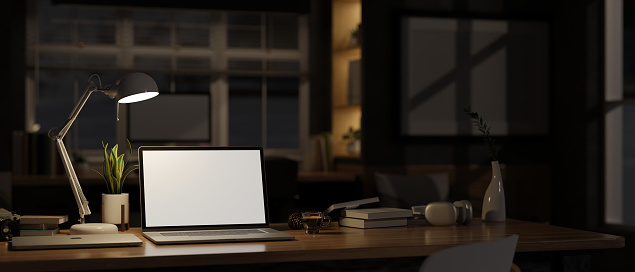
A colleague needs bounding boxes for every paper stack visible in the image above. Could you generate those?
[19,215,68,236]
[339,207,413,229]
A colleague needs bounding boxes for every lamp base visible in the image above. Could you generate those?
[69,223,119,235]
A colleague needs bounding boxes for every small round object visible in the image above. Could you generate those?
[451,200,473,225]
[461,200,473,225]
[453,201,467,224]
[424,202,457,226]
[0,219,19,241]
[69,223,118,235]
[288,212,303,230]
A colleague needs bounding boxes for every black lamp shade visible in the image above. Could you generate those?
[117,72,159,104]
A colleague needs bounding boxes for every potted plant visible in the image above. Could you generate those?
[92,139,137,229]
[350,27,360,47]
[342,127,361,154]
[464,108,505,222]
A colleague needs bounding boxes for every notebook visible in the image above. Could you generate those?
[138,146,295,245]
[11,234,142,250]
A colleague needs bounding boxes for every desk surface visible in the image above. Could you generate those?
[1,219,624,271]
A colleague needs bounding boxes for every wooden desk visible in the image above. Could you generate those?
[0,219,623,271]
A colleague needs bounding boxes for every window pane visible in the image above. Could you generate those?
[77,54,117,70]
[134,10,171,46]
[176,26,209,47]
[176,57,210,71]
[176,11,209,47]
[625,27,635,96]
[227,13,261,25]
[229,77,262,146]
[75,72,117,149]
[36,71,75,139]
[228,59,263,71]
[266,77,299,149]
[134,55,171,71]
[40,21,72,44]
[227,13,262,48]
[266,14,298,49]
[38,1,72,44]
[623,105,635,224]
[78,23,116,45]
[175,74,210,93]
[227,29,261,48]
[606,105,624,224]
[39,53,72,69]
[76,7,116,45]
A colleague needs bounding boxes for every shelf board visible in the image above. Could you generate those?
[333,104,361,110]
[333,46,361,55]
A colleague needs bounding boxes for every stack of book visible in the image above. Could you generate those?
[19,215,68,236]
[323,197,380,215]
[339,207,413,229]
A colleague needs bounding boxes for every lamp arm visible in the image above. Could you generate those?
[57,81,98,139]
[50,80,102,224]
[55,138,90,223]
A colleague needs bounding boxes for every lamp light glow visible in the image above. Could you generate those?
[118,92,159,104]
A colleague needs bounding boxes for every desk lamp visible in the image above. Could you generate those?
[49,73,158,234]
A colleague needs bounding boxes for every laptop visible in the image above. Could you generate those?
[138,146,295,245]
[11,234,142,250]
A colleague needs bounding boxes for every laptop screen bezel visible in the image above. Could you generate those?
[138,146,271,232]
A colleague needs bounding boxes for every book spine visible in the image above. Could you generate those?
[19,228,60,236]
[339,217,407,229]
[342,211,413,220]
[20,223,60,230]
[20,215,69,225]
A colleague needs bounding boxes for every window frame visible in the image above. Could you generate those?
[25,1,309,162]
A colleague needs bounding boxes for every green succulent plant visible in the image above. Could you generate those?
[92,139,137,194]
[342,127,361,142]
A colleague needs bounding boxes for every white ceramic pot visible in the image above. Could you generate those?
[481,161,506,222]
[347,139,361,154]
[102,193,129,225]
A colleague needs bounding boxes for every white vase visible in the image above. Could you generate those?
[481,161,506,222]
[102,193,129,227]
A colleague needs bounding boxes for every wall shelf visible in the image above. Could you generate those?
[332,0,362,158]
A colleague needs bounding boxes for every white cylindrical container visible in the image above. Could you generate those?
[102,193,129,225]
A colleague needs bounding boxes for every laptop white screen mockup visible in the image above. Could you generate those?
[140,147,268,229]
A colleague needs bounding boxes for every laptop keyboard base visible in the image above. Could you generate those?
[160,229,265,237]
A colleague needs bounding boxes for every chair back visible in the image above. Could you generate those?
[419,235,519,272]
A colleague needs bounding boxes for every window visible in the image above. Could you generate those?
[26,1,309,158]
[227,76,300,148]
[604,0,635,226]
